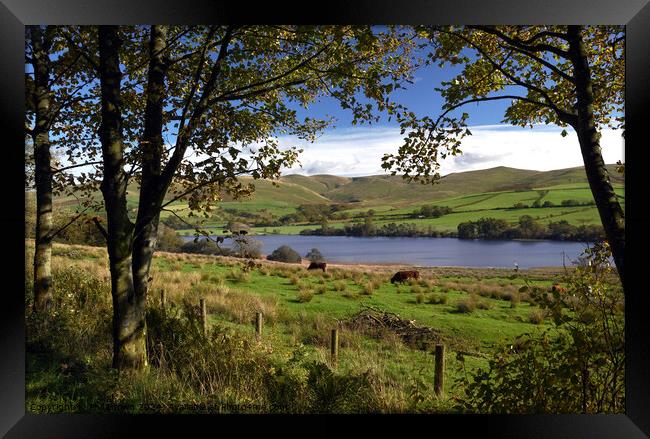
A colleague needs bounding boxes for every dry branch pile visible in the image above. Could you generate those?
[343,305,444,351]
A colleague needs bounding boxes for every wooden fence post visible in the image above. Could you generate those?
[200,298,207,336]
[434,344,445,397]
[255,312,263,341]
[158,341,165,369]
[330,328,339,367]
[160,289,166,313]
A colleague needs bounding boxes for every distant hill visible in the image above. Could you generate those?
[278,164,623,208]
[32,165,624,222]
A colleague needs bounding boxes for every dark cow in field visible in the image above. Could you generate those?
[308,262,327,272]
[391,270,420,284]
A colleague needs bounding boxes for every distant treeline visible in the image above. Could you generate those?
[299,222,456,238]
[457,216,605,241]
[300,215,605,242]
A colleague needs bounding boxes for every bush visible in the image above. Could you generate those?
[52,213,107,247]
[181,238,233,256]
[289,275,301,285]
[228,268,251,283]
[427,293,447,305]
[232,237,263,259]
[156,224,184,252]
[461,242,624,414]
[360,283,375,296]
[529,309,546,325]
[267,245,302,263]
[297,290,314,303]
[456,298,476,313]
[509,293,521,308]
[305,248,325,262]
[415,293,425,304]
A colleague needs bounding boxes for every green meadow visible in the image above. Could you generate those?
[27,240,596,413]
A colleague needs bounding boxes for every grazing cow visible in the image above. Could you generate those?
[391,270,420,284]
[308,262,327,272]
[550,284,566,294]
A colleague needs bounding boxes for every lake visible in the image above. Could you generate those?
[183,235,592,268]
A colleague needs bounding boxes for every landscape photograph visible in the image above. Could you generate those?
[24,24,625,414]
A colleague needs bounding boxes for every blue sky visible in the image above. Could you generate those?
[279,59,624,177]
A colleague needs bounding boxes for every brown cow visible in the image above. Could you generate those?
[391,270,420,284]
[550,284,566,294]
[308,261,327,272]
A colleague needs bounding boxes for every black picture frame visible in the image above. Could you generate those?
[2,1,649,437]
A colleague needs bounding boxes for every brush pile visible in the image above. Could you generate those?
[343,305,443,350]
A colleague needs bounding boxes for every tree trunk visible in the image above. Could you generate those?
[98,25,147,371]
[30,26,54,312]
[132,25,168,313]
[567,26,625,286]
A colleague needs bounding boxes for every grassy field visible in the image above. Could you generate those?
[26,240,606,413]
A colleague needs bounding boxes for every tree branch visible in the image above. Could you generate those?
[47,207,90,240]
[435,94,563,128]
[92,216,108,241]
[51,160,103,174]
[161,208,225,250]
[469,26,571,59]
[161,26,236,187]
[208,41,331,104]
[439,28,577,124]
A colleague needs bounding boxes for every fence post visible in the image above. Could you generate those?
[255,312,263,341]
[200,298,207,336]
[160,289,166,313]
[330,328,339,367]
[158,341,165,369]
[434,344,445,397]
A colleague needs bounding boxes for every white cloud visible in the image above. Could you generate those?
[279,124,625,177]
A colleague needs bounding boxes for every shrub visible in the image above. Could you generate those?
[332,281,346,292]
[228,268,251,283]
[157,224,184,252]
[461,243,624,414]
[267,245,302,263]
[360,283,375,296]
[508,292,521,308]
[232,237,263,259]
[181,238,233,256]
[315,285,327,295]
[297,290,314,303]
[411,284,423,295]
[476,299,493,310]
[456,298,476,313]
[427,293,448,305]
[529,309,547,325]
[305,248,325,262]
[415,293,425,304]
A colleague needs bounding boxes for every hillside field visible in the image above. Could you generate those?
[38,165,625,237]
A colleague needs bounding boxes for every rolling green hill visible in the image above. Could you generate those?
[32,165,625,235]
